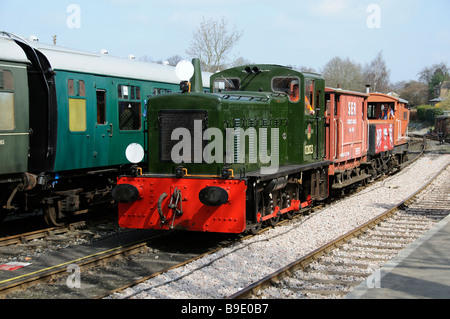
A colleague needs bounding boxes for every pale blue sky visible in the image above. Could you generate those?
[1,0,449,83]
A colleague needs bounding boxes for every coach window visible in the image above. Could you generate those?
[118,84,141,131]
[68,79,74,96]
[68,79,87,132]
[305,79,315,115]
[68,79,86,98]
[96,90,106,125]
[153,88,173,95]
[0,70,15,131]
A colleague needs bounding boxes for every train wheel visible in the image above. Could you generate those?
[265,215,280,227]
[261,191,280,227]
[44,205,65,227]
[284,210,294,220]
[281,192,294,220]
[247,222,262,235]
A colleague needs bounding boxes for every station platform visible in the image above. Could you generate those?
[347,214,450,299]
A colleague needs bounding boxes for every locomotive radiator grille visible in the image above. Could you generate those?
[158,110,208,163]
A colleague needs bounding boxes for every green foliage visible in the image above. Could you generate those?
[416,105,431,121]
[416,104,444,123]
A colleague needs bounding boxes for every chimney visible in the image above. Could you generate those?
[365,84,371,94]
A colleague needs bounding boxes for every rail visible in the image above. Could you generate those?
[228,161,449,299]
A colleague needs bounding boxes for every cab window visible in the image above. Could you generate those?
[272,77,300,103]
[213,78,240,92]
[305,79,315,115]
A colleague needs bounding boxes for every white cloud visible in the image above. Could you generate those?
[314,0,347,16]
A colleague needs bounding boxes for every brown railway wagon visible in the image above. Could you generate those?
[325,87,370,190]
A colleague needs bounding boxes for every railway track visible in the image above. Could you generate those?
[229,162,449,299]
[105,153,448,300]
[0,220,94,247]
[0,231,157,297]
[0,225,239,298]
[0,146,445,299]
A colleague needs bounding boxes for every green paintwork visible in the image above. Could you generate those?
[52,71,180,172]
[0,61,29,175]
[146,64,326,177]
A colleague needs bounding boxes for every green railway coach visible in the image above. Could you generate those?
[35,43,209,172]
[0,32,210,225]
[0,54,29,176]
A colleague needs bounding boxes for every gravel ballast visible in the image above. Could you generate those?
[108,153,450,299]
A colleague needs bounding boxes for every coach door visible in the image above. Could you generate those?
[107,80,145,166]
[92,76,110,168]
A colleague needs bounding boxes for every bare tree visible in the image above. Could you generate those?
[230,57,254,68]
[363,51,391,93]
[288,65,317,73]
[321,56,364,92]
[139,55,153,63]
[398,80,429,107]
[166,55,184,66]
[139,54,184,66]
[186,16,243,72]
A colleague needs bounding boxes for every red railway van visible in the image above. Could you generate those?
[325,87,370,189]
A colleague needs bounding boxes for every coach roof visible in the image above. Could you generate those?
[33,41,211,86]
[1,32,211,87]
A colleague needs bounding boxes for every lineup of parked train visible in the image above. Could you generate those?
[0,31,210,225]
[0,31,411,232]
[112,59,410,234]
